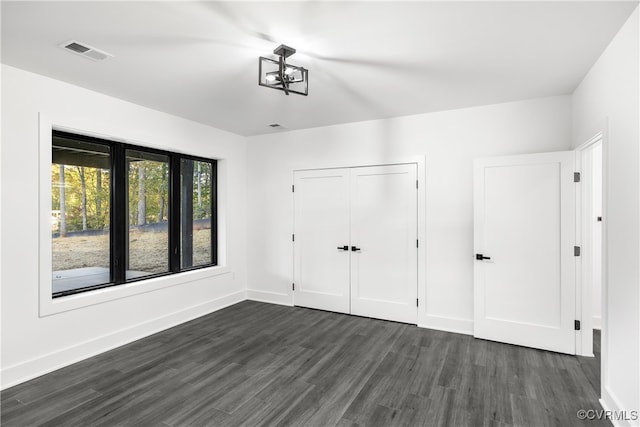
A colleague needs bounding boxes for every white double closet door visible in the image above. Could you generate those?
[293,164,418,324]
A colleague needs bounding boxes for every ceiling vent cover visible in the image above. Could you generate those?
[59,40,113,61]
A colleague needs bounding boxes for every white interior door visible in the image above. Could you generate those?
[474,152,576,354]
[350,164,418,324]
[293,169,350,314]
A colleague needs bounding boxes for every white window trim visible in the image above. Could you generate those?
[38,113,229,317]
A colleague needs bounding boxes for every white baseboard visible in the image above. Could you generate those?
[593,315,602,330]
[1,290,245,390]
[601,386,640,427]
[419,314,474,335]
[246,289,292,306]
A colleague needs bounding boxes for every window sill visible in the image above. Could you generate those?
[39,265,231,317]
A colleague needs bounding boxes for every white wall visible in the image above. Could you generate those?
[572,6,640,422]
[0,65,247,388]
[245,95,572,333]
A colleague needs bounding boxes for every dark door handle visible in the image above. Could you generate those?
[337,245,348,251]
[351,246,361,252]
[475,254,491,260]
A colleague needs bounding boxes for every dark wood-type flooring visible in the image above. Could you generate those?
[2,301,607,426]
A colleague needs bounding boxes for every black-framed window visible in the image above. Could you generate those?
[180,158,215,269]
[51,130,217,298]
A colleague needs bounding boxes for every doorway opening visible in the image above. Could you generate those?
[576,132,604,359]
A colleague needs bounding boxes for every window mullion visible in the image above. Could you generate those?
[112,144,127,284]
[169,155,181,272]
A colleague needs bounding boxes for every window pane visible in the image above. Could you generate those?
[181,159,213,269]
[52,137,111,295]
[126,150,169,279]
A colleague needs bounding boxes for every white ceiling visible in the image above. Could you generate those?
[2,1,638,136]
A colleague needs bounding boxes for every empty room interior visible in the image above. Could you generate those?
[1,1,639,426]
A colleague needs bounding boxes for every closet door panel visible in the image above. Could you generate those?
[350,164,418,324]
[293,169,351,314]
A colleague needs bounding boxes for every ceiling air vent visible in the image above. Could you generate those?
[59,40,113,61]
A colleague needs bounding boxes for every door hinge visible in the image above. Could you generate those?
[292,283,295,291]
[292,184,295,192]
[416,239,419,248]
[574,320,581,331]
[416,180,419,189]
[574,172,581,183]
[574,246,581,256]
[292,234,295,242]
[416,298,419,307]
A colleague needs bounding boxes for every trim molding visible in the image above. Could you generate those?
[246,289,292,306]
[420,314,474,335]
[600,386,637,427]
[1,291,244,390]
[593,315,602,330]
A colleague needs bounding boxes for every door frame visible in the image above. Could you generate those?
[291,156,426,323]
[575,129,608,359]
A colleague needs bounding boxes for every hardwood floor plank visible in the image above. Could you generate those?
[224,396,271,426]
[430,386,458,427]
[212,364,286,414]
[387,393,434,427]
[304,358,387,425]
[1,301,608,427]
[363,404,401,427]
[342,373,395,424]
[243,379,317,427]
[2,387,102,427]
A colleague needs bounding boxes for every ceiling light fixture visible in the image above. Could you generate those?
[259,44,308,96]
